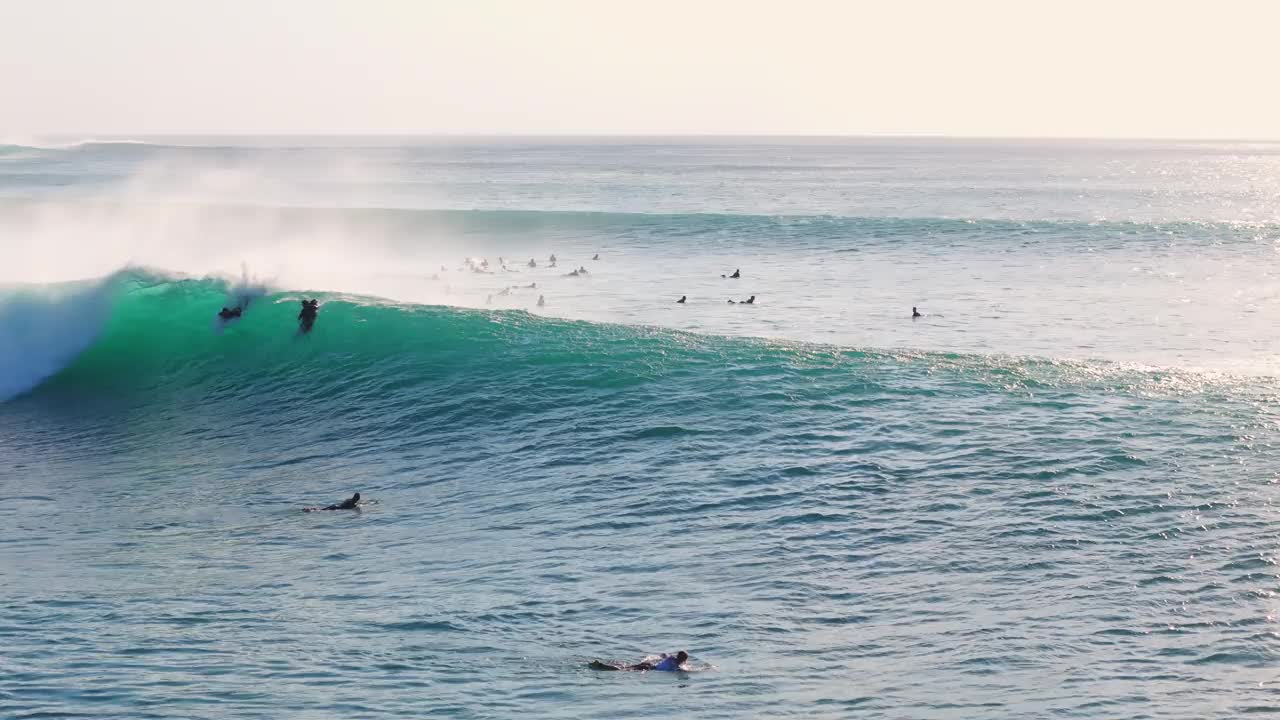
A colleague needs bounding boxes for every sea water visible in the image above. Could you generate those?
[1,137,1279,718]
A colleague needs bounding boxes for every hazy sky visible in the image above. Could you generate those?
[4,0,1279,137]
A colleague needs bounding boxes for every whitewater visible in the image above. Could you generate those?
[2,137,1280,719]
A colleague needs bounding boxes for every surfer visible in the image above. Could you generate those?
[218,306,242,320]
[677,295,686,303]
[537,295,546,307]
[549,253,557,263]
[728,296,755,304]
[304,492,361,512]
[528,258,537,268]
[722,269,740,279]
[913,306,922,318]
[592,253,600,260]
[578,266,589,274]
[298,299,319,333]
[589,651,689,672]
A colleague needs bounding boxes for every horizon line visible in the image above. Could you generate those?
[24,132,1280,143]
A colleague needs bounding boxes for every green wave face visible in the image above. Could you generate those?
[22,270,1263,422]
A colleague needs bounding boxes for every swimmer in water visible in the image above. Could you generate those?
[728,296,756,304]
[722,269,740,279]
[677,295,686,303]
[526,282,537,289]
[304,492,361,512]
[528,258,537,268]
[912,306,922,318]
[537,295,546,307]
[549,253,557,263]
[218,306,242,320]
[592,253,600,260]
[589,651,689,672]
[578,266,588,274]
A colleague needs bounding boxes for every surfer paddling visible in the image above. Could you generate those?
[589,650,689,672]
[304,492,361,512]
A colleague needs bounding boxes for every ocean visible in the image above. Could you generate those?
[1,137,1278,718]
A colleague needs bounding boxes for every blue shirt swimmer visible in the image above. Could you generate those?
[590,650,689,672]
[651,651,688,671]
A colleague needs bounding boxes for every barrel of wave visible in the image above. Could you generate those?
[0,275,116,401]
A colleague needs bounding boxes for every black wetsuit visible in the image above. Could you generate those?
[308,493,360,511]
[298,300,319,333]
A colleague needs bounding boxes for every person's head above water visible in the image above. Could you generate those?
[351,492,360,503]
[675,651,688,664]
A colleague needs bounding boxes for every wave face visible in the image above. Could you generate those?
[12,268,1253,405]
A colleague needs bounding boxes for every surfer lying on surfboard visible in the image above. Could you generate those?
[589,650,689,672]
[303,492,361,512]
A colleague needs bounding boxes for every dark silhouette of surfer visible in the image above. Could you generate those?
[218,296,251,321]
[304,492,361,512]
[677,295,687,303]
[728,295,755,304]
[912,306,922,319]
[722,269,740,279]
[298,299,319,333]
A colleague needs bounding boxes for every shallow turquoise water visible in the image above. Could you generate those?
[2,138,1280,718]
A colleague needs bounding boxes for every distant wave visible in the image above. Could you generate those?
[0,138,156,151]
[1,197,1273,246]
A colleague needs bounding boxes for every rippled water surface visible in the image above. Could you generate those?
[2,138,1280,719]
